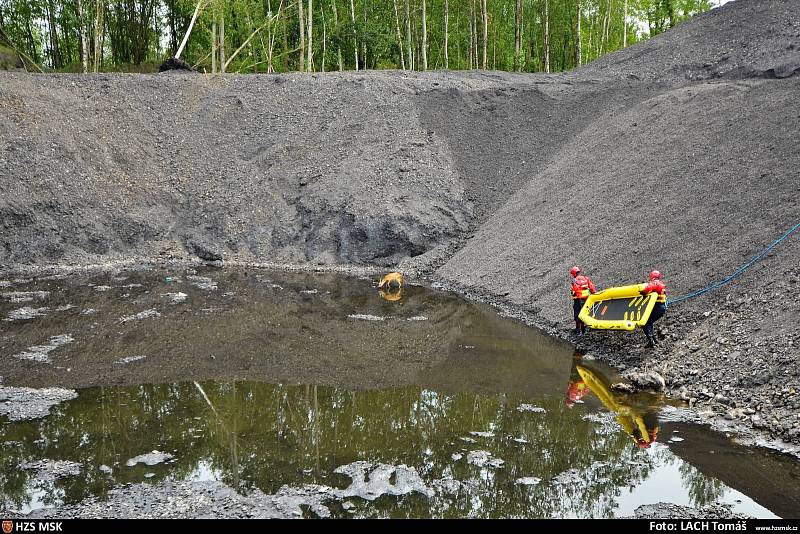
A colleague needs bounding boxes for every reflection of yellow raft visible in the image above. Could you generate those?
[576,365,655,447]
[379,288,403,302]
[577,283,658,331]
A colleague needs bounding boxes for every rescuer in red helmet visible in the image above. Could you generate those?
[640,270,667,348]
[570,266,597,335]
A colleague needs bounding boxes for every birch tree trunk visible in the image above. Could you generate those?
[93,0,103,72]
[331,0,343,70]
[350,0,358,70]
[576,0,581,67]
[623,0,628,47]
[46,0,61,69]
[443,0,448,69]
[544,0,550,72]
[393,0,406,70]
[421,0,428,70]
[221,14,227,71]
[77,0,88,73]
[298,0,305,71]
[321,1,326,72]
[405,0,412,70]
[175,0,203,60]
[514,0,521,71]
[481,0,487,69]
[211,19,217,72]
[362,0,367,69]
[470,0,476,69]
[468,0,473,69]
[603,0,612,55]
[492,9,496,69]
[281,0,289,70]
[307,0,313,71]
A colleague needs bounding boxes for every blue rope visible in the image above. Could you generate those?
[669,221,800,306]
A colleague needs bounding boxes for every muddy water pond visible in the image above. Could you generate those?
[1,268,798,518]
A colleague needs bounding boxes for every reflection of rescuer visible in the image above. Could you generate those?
[640,270,667,348]
[565,370,591,408]
[569,266,597,335]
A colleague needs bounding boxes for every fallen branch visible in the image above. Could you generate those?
[175,0,206,60]
[222,13,278,72]
[0,25,44,73]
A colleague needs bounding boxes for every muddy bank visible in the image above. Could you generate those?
[1,0,799,449]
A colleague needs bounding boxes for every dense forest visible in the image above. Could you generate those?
[0,0,713,74]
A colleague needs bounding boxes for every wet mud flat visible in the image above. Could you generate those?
[1,267,799,518]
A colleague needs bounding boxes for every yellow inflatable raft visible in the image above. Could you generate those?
[577,283,658,331]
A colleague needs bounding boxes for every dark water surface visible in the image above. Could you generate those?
[1,268,798,518]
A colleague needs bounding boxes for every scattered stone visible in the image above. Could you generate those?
[188,239,223,262]
[333,462,433,501]
[160,292,188,304]
[13,334,74,363]
[347,314,386,321]
[99,465,113,475]
[94,286,112,292]
[115,355,147,364]
[464,450,504,468]
[5,306,49,321]
[466,450,491,467]
[406,316,428,321]
[469,431,495,438]
[611,382,637,393]
[515,477,542,486]
[517,404,546,413]
[632,502,751,519]
[1,291,50,303]
[126,451,175,467]
[0,386,77,421]
[119,309,161,323]
[20,460,82,481]
[186,276,217,291]
[619,370,666,392]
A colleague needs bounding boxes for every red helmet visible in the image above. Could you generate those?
[649,270,663,281]
[570,266,581,277]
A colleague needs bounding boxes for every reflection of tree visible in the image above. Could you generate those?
[679,461,725,508]
[1,380,666,518]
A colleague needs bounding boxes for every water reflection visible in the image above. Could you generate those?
[577,365,661,449]
[0,269,796,518]
[378,287,403,302]
[0,374,792,518]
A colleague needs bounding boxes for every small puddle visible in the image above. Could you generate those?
[0,268,798,518]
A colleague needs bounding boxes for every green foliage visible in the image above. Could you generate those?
[0,0,714,74]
